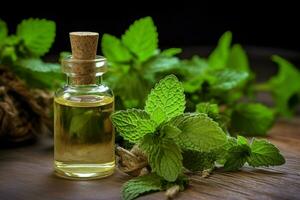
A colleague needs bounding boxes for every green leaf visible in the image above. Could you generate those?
[214,137,237,165]
[122,173,163,200]
[237,135,248,146]
[143,56,180,85]
[17,58,61,73]
[143,56,180,82]
[160,48,182,57]
[160,124,182,139]
[0,46,17,63]
[112,71,150,108]
[170,113,227,152]
[231,103,275,136]
[180,56,209,93]
[226,44,250,72]
[222,137,251,171]
[208,31,232,69]
[101,34,132,63]
[223,143,250,171]
[209,69,249,92]
[140,134,183,182]
[13,59,64,90]
[17,18,56,56]
[248,139,285,167]
[0,19,8,42]
[145,75,185,125]
[196,102,219,119]
[111,109,157,143]
[268,55,300,117]
[122,16,158,62]
[2,35,20,46]
[182,150,216,172]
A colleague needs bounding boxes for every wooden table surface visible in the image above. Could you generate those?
[0,118,300,200]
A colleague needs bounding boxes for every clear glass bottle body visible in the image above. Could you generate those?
[54,56,115,180]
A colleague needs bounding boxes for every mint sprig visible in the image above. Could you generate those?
[223,136,285,171]
[112,75,285,199]
[122,173,163,200]
[101,16,181,108]
[0,18,62,90]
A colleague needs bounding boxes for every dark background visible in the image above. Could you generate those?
[1,3,299,55]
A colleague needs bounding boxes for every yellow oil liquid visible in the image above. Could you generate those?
[54,95,115,180]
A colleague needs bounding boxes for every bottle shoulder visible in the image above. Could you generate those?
[55,84,113,99]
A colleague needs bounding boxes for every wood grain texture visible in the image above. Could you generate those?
[0,118,300,200]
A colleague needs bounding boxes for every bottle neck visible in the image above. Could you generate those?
[66,75,103,86]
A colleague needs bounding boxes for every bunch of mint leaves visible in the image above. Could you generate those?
[101,16,181,109]
[111,75,285,200]
[0,18,63,89]
[102,16,300,137]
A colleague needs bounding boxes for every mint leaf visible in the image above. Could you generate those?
[0,19,8,42]
[101,34,132,63]
[227,44,250,72]
[112,72,151,108]
[0,46,17,63]
[144,56,179,75]
[215,137,237,165]
[209,69,249,92]
[208,31,232,69]
[122,17,158,62]
[182,150,216,172]
[248,139,285,167]
[17,58,61,73]
[140,134,182,182]
[160,48,182,57]
[223,136,251,171]
[13,60,64,90]
[268,55,300,117]
[196,102,219,119]
[223,144,250,171]
[223,136,285,171]
[170,113,227,152]
[180,56,208,93]
[111,109,156,143]
[237,135,248,146]
[160,124,181,139]
[17,18,55,56]
[145,75,185,125]
[231,103,274,136]
[3,35,20,46]
[122,173,163,200]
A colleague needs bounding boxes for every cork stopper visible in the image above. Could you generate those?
[70,32,99,59]
[69,32,99,85]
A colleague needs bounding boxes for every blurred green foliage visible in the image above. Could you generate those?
[102,16,300,136]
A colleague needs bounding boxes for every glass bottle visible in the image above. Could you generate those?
[54,32,115,180]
